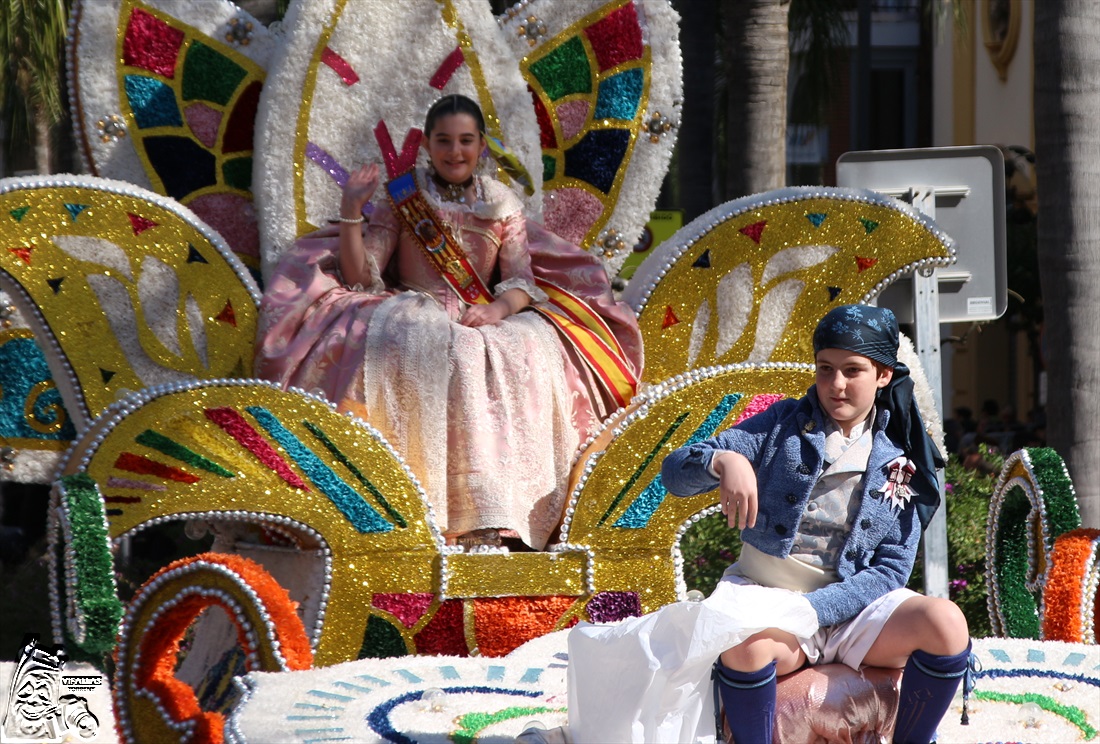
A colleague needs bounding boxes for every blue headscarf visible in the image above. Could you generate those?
[813,305,945,530]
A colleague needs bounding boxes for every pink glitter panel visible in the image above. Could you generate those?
[123,8,185,78]
[556,100,590,142]
[372,593,435,628]
[184,103,222,148]
[204,406,308,489]
[187,193,260,259]
[543,187,603,245]
[584,4,644,73]
[321,47,360,86]
[734,394,786,424]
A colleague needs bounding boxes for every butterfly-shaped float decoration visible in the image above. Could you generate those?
[67,0,279,274]
[0,176,260,431]
[623,187,958,383]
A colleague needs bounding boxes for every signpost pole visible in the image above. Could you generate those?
[909,186,949,599]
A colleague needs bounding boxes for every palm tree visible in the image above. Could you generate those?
[0,0,69,174]
[719,0,792,199]
[1034,1,1100,527]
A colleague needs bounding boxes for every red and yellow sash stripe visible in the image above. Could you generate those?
[534,279,638,409]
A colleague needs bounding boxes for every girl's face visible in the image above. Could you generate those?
[424,112,484,185]
[814,348,893,435]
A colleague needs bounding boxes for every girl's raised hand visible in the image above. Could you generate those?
[341,163,381,216]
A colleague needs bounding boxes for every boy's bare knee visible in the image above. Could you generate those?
[922,597,970,654]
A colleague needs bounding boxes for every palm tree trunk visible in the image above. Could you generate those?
[1034,0,1100,527]
[34,113,52,175]
[720,0,790,199]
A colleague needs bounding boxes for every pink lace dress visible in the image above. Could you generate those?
[254,171,642,548]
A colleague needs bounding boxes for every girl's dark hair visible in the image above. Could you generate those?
[424,94,485,136]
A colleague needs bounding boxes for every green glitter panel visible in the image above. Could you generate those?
[223,157,253,191]
[529,37,592,101]
[359,615,409,659]
[542,154,556,183]
[182,41,247,105]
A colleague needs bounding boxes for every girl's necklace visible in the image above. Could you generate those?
[432,172,474,203]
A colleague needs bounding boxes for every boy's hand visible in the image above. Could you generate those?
[712,451,758,530]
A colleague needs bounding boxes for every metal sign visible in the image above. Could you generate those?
[836,145,1007,323]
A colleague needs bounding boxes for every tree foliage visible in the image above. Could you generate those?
[0,0,69,159]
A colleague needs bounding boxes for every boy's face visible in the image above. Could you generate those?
[814,348,893,435]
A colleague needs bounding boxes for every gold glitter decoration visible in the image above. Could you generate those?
[568,366,814,612]
[0,182,258,425]
[518,0,652,248]
[445,552,588,597]
[635,193,956,383]
[67,382,439,666]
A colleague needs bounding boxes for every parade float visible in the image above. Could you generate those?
[0,0,1096,742]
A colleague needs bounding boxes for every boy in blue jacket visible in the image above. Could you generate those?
[661,304,970,744]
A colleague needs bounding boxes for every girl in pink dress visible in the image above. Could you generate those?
[254,95,642,550]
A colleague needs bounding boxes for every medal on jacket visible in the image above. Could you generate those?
[879,456,916,510]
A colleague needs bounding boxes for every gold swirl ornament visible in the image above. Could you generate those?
[624,187,957,383]
[0,176,260,429]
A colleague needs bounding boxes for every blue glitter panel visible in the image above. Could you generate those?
[0,336,77,441]
[593,68,643,121]
[143,135,217,200]
[563,129,631,194]
[387,172,417,204]
[614,394,742,529]
[124,75,182,129]
[246,406,394,534]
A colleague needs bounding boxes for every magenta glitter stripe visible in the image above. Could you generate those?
[106,477,166,491]
[321,47,359,86]
[204,407,309,490]
[430,46,465,90]
[734,394,786,424]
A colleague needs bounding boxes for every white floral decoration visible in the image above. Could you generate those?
[255,0,542,279]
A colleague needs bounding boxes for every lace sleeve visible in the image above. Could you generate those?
[493,211,545,302]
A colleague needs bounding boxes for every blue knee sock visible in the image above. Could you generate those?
[894,643,972,744]
[714,660,776,744]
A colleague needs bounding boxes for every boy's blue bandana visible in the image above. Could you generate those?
[812,304,899,366]
[813,304,945,530]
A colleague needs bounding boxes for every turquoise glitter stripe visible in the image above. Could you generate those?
[598,411,690,526]
[613,394,742,529]
[246,407,393,534]
[302,420,407,527]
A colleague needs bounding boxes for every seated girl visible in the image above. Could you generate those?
[254,94,642,551]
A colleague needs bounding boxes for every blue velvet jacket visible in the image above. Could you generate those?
[661,388,924,627]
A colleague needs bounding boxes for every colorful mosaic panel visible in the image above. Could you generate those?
[520,0,651,247]
[114,0,267,266]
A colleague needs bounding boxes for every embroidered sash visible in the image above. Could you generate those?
[374,119,638,407]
